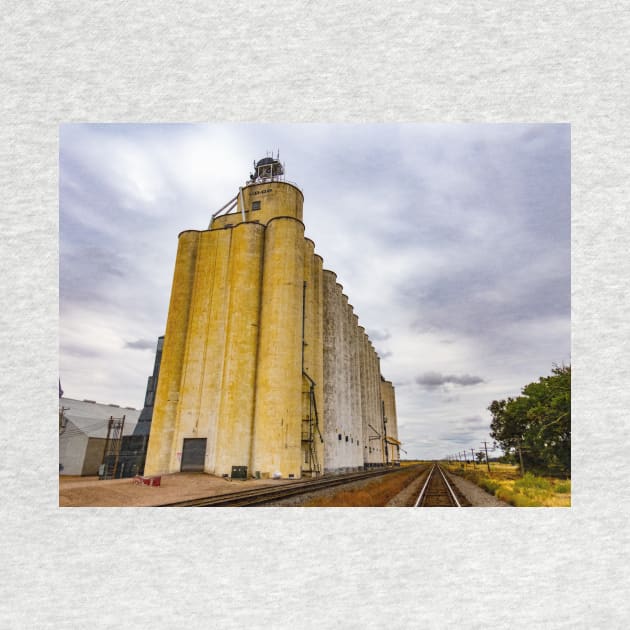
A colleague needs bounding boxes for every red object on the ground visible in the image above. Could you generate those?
[134,475,161,487]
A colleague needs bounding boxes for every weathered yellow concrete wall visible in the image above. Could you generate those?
[251,217,305,478]
[214,222,265,477]
[195,228,233,473]
[211,181,303,229]
[168,227,231,472]
[144,231,200,476]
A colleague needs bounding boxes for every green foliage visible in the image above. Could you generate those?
[511,493,539,507]
[554,480,571,494]
[480,478,501,494]
[489,365,571,476]
[514,472,552,492]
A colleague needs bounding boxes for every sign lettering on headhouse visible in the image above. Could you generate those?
[248,188,273,196]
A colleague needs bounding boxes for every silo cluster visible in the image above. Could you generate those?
[144,159,399,479]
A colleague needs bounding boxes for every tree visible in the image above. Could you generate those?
[489,365,570,476]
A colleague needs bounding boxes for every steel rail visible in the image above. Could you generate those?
[158,466,410,507]
[436,464,462,507]
[413,464,436,507]
[414,464,462,507]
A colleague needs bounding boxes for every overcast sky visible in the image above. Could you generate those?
[59,123,570,460]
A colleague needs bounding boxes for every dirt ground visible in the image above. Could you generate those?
[59,473,297,507]
[59,467,512,507]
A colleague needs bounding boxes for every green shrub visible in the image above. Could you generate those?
[496,487,515,504]
[554,481,571,494]
[481,479,501,494]
[512,493,539,507]
[514,472,552,493]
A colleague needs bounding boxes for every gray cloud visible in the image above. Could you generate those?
[438,431,480,445]
[125,339,157,351]
[61,343,103,359]
[460,416,486,425]
[415,371,485,389]
[366,328,391,342]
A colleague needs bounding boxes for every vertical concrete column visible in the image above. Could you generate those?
[168,228,223,471]
[350,313,362,469]
[367,342,380,467]
[358,327,369,468]
[345,303,354,468]
[389,383,398,443]
[365,339,375,467]
[252,217,305,478]
[302,239,324,471]
[340,293,351,471]
[372,348,383,464]
[322,270,339,473]
[145,231,200,475]
[195,228,233,472]
[302,240,316,377]
[380,379,390,463]
[214,222,265,477]
[301,238,316,472]
[380,379,398,463]
[312,254,325,472]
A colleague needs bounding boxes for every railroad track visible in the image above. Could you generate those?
[158,466,411,507]
[414,464,470,507]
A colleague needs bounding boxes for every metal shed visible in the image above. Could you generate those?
[59,398,140,476]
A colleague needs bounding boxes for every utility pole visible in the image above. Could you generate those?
[59,405,69,433]
[470,448,476,467]
[481,441,491,473]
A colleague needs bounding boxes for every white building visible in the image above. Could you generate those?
[59,398,139,476]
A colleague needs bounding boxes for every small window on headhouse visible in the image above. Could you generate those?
[252,201,261,211]
[338,434,342,440]
[345,436,349,442]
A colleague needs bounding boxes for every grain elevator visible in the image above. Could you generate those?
[144,156,399,479]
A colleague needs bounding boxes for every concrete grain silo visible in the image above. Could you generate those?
[144,155,399,479]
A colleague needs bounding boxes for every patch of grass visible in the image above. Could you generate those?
[445,462,570,507]
[554,480,571,494]
[303,466,427,507]
[514,473,552,492]
[480,478,501,494]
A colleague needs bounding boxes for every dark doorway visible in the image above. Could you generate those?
[181,438,206,472]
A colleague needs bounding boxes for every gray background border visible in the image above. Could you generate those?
[2,2,628,627]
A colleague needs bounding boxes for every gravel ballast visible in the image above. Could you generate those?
[445,471,511,507]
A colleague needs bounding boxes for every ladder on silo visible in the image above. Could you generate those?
[302,376,323,477]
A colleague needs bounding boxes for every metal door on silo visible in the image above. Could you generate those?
[181,438,206,472]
